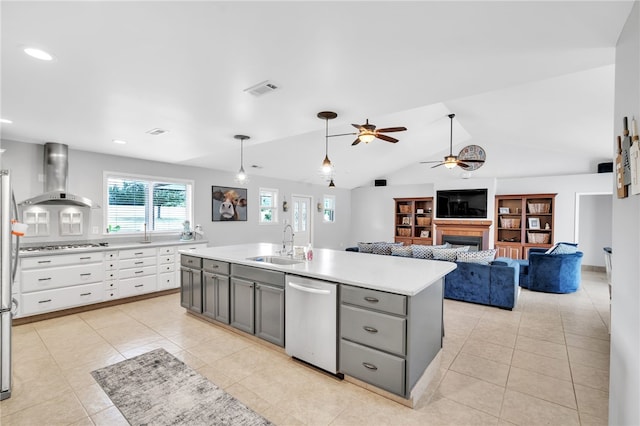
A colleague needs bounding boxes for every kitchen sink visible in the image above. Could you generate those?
[246,256,304,265]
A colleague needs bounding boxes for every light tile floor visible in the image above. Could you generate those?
[0,270,610,425]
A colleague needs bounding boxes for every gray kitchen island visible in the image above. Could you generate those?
[180,243,456,407]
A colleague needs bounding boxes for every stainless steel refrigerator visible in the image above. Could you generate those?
[1,170,20,400]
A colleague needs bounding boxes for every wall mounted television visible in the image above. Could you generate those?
[436,188,488,219]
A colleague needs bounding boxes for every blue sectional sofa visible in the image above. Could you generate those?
[347,243,520,310]
[443,258,520,310]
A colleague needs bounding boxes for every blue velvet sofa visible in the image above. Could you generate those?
[346,244,520,310]
[444,258,520,310]
[520,247,583,293]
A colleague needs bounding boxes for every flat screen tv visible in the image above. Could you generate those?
[436,188,488,219]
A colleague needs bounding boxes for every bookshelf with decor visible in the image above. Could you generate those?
[494,193,556,259]
[394,197,434,246]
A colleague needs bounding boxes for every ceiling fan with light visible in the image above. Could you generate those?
[421,113,486,170]
[327,117,407,145]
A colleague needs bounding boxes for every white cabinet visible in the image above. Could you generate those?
[117,247,158,297]
[19,252,105,316]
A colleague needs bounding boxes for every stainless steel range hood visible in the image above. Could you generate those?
[19,143,95,208]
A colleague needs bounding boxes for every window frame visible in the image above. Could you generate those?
[258,187,279,225]
[103,171,194,235]
[323,194,336,223]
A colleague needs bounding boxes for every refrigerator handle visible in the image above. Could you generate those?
[11,297,19,316]
[11,190,20,283]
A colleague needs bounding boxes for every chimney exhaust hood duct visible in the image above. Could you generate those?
[19,142,96,208]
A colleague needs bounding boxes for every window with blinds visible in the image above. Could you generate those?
[104,173,193,234]
[323,194,335,223]
[259,188,278,224]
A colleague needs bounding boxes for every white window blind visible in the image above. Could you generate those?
[105,174,192,234]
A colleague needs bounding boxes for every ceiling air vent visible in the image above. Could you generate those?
[244,80,278,96]
[146,128,169,136]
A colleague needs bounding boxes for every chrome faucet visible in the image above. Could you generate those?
[282,224,295,257]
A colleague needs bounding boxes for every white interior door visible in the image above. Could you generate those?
[291,195,312,247]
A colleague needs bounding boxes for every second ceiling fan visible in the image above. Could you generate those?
[421,113,486,169]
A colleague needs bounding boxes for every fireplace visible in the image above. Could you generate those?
[433,219,492,251]
[442,235,483,252]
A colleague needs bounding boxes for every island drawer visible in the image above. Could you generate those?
[231,264,284,287]
[203,259,230,275]
[341,285,406,316]
[181,255,202,269]
[340,339,405,396]
[340,305,406,356]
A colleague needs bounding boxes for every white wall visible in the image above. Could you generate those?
[349,174,611,255]
[610,2,640,424]
[577,194,612,267]
[1,139,352,250]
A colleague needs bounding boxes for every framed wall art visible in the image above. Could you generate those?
[212,186,247,221]
[527,217,540,230]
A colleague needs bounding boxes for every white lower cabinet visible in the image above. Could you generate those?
[17,242,208,318]
[22,282,104,315]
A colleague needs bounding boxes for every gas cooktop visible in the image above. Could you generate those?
[19,243,108,253]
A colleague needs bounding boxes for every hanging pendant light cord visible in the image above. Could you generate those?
[449,114,454,156]
[325,118,329,159]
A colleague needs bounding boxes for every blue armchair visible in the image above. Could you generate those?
[527,247,583,293]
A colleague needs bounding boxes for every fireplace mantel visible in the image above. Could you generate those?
[433,220,492,250]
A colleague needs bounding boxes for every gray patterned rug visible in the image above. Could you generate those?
[91,348,272,426]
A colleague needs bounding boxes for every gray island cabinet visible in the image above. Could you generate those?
[179,243,455,406]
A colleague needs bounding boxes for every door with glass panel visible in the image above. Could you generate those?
[291,195,312,247]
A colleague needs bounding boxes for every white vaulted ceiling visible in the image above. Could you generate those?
[0,1,633,188]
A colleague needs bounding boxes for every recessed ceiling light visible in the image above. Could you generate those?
[24,47,53,61]
[112,139,127,145]
[0,118,12,124]
[0,149,6,154]
[145,128,169,136]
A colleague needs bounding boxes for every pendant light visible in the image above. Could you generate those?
[234,134,250,182]
[317,111,337,174]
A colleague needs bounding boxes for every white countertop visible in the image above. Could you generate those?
[19,239,208,258]
[183,243,456,296]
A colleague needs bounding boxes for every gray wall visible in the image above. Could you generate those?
[1,139,352,250]
[611,2,640,424]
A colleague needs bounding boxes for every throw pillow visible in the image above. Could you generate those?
[411,243,450,259]
[391,245,412,257]
[457,249,497,265]
[357,242,378,253]
[547,242,578,255]
[372,242,402,255]
[432,246,469,262]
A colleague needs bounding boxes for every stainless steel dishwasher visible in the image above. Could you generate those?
[285,275,337,374]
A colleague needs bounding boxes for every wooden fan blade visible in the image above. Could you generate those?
[351,123,362,130]
[460,159,485,163]
[351,138,361,146]
[420,160,442,164]
[376,134,399,143]
[458,162,471,169]
[376,127,407,133]
[431,163,445,169]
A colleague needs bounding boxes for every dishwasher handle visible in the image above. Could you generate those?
[287,281,331,295]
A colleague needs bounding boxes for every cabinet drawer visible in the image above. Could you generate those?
[21,252,105,269]
[105,251,118,261]
[105,289,118,300]
[105,270,118,281]
[340,339,405,396]
[158,246,176,255]
[119,247,157,259]
[158,263,176,274]
[21,282,104,316]
[341,285,406,315]
[158,271,176,290]
[105,259,118,271]
[340,305,406,356]
[203,259,229,275]
[119,256,157,269]
[105,280,117,290]
[118,275,157,297]
[22,263,105,292]
[231,264,284,287]
[159,254,175,264]
[118,265,157,279]
[181,255,202,269]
